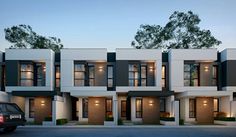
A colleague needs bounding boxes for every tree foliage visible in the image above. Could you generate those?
[4,24,63,52]
[132,11,221,50]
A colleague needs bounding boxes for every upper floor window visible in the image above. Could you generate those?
[129,64,150,87]
[162,65,166,88]
[107,65,114,88]
[74,64,85,86]
[35,63,46,86]
[129,64,139,86]
[20,64,34,86]
[212,65,218,86]
[88,65,95,86]
[141,65,147,86]
[55,65,60,88]
[184,64,199,86]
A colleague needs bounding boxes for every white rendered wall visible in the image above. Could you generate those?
[53,94,72,123]
[78,97,88,122]
[220,96,231,116]
[5,49,55,92]
[168,49,217,92]
[221,48,236,62]
[60,48,107,92]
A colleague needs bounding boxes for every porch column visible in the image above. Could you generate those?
[113,95,118,125]
[174,101,180,126]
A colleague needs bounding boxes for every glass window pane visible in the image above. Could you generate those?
[160,98,165,112]
[89,79,94,86]
[21,64,33,71]
[184,80,190,86]
[162,66,165,78]
[108,79,113,87]
[20,80,33,86]
[193,79,199,86]
[56,79,60,87]
[83,98,88,118]
[184,72,190,79]
[129,72,134,78]
[141,79,146,86]
[75,64,85,71]
[141,66,146,78]
[184,64,190,71]
[74,72,85,79]
[134,72,139,79]
[214,99,219,112]
[134,79,139,86]
[108,66,113,78]
[129,80,134,86]
[162,79,166,88]
[21,72,33,79]
[75,80,84,86]
[89,66,94,78]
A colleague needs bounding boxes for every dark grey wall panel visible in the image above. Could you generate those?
[6,60,19,86]
[222,60,236,86]
[116,60,128,86]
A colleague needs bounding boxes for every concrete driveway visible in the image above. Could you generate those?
[0,126,236,137]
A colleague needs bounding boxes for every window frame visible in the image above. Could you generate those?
[29,98,35,118]
[88,65,95,86]
[74,63,86,86]
[136,98,142,118]
[162,65,166,88]
[20,63,34,86]
[189,99,196,118]
[107,65,114,89]
[141,64,147,86]
[129,64,139,86]
[184,63,200,87]
[106,99,113,118]
[82,98,88,118]
[212,65,218,86]
[55,65,60,88]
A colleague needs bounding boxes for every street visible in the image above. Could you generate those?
[1,126,236,137]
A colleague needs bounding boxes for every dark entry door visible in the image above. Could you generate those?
[71,97,78,120]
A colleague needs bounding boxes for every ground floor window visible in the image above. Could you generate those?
[29,98,35,118]
[82,98,88,118]
[106,99,112,118]
[189,99,196,118]
[121,100,126,117]
[136,98,142,118]
[214,98,219,116]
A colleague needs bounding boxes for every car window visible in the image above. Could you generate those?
[0,104,6,112]
[5,104,21,113]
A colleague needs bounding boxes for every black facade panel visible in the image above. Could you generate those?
[162,53,168,62]
[116,60,128,86]
[226,60,236,86]
[5,60,19,86]
[107,53,116,62]
[55,52,60,62]
[147,63,155,86]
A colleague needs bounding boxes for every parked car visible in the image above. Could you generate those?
[0,102,26,132]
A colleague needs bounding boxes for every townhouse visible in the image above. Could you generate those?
[0,48,235,125]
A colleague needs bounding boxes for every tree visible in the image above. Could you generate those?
[131,11,221,50]
[4,24,63,52]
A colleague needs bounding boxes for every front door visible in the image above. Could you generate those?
[121,100,127,119]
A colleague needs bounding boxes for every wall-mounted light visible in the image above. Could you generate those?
[149,100,154,106]
[95,100,99,106]
[41,100,45,106]
[43,66,46,72]
[98,66,103,72]
[204,66,209,72]
[203,100,207,106]
[149,66,154,72]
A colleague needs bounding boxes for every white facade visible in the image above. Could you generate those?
[168,49,218,92]
[5,49,55,92]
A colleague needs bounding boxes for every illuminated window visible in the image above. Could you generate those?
[184,64,199,86]
[55,65,60,88]
[189,99,196,118]
[20,64,33,86]
[162,65,166,88]
[136,98,142,118]
[74,64,85,86]
[29,99,35,118]
[82,98,88,118]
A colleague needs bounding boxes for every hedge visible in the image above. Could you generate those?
[56,119,68,125]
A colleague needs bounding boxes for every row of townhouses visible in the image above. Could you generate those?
[0,48,236,125]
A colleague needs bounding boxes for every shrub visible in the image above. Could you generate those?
[44,117,52,121]
[160,112,170,118]
[105,117,114,121]
[214,117,236,121]
[118,119,123,125]
[179,119,184,125]
[160,117,175,121]
[56,119,68,125]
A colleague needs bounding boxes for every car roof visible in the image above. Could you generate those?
[0,102,16,105]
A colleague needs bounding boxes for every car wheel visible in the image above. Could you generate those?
[3,126,17,132]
